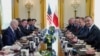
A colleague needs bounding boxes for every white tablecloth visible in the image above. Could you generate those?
[0,54,14,56]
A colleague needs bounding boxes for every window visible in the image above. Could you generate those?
[1,0,12,29]
[94,0,100,28]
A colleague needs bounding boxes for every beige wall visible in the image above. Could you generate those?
[64,0,86,27]
[19,0,41,28]
[18,0,86,28]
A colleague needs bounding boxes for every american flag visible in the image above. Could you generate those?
[47,4,52,25]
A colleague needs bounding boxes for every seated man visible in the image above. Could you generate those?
[2,19,19,46]
[15,18,25,39]
[15,27,25,40]
[76,17,89,39]
[66,18,75,32]
[84,16,100,51]
[31,19,38,29]
[27,19,38,32]
[27,19,33,32]
[19,19,32,36]
[72,17,81,35]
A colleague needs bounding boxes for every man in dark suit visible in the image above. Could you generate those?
[27,19,34,32]
[84,16,100,51]
[72,17,80,35]
[15,27,25,40]
[15,18,25,39]
[2,20,19,46]
[27,19,38,33]
[66,18,75,32]
[76,17,89,39]
[31,19,37,30]
[19,19,31,36]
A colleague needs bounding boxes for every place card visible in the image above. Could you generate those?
[21,49,29,56]
[86,45,91,48]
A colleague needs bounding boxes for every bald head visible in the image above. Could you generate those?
[10,19,19,30]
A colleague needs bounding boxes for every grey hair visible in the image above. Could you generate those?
[10,19,19,26]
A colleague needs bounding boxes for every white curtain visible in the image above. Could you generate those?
[94,0,100,29]
[1,0,12,29]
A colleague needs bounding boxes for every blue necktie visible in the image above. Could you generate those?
[13,31,16,41]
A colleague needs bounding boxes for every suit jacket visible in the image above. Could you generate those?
[2,27,17,46]
[76,26,89,39]
[28,25,37,31]
[0,35,3,50]
[66,24,75,32]
[85,25,100,49]
[19,25,32,36]
[67,24,80,35]
[15,28,25,40]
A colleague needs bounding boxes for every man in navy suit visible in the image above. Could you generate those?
[2,19,19,46]
[28,19,37,31]
[27,19,34,32]
[15,27,25,40]
[15,18,25,40]
[76,17,89,39]
[72,17,80,35]
[19,19,31,36]
[84,16,100,51]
